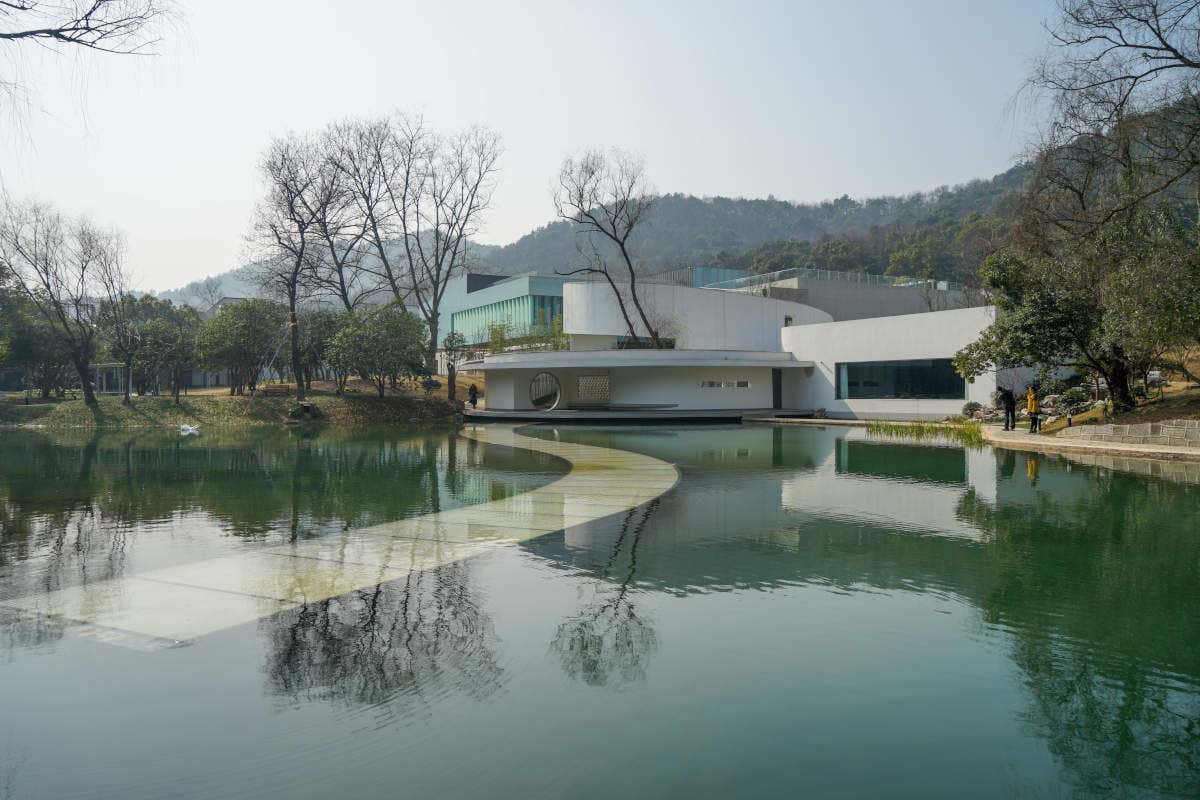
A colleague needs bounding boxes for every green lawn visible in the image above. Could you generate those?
[0,391,460,430]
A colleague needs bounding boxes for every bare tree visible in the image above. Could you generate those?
[249,133,325,401]
[1026,1,1200,232]
[326,116,409,304]
[553,148,662,348]
[0,198,116,406]
[309,132,372,311]
[94,231,137,403]
[0,1,166,50]
[1,1,173,111]
[390,116,502,369]
[325,113,502,367]
[184,275,224,313]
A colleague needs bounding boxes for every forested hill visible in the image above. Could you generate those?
[158,163,1030,303]
[478,162,1031,277]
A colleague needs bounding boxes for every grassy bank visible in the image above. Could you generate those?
[0,391,461,430]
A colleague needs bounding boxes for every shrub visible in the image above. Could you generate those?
[1061,386,1090,413]
[962,401,983,417]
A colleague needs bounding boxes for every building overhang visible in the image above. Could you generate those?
[472,349,814,371]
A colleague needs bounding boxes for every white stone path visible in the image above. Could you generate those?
[1,425,679,651]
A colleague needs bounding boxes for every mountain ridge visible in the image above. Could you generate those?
[157,162,1030,306]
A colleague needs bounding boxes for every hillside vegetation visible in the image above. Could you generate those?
[158,164,1031,301]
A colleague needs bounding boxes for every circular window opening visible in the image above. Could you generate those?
[530,372,561,410]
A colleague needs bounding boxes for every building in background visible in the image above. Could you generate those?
[704,267,971,321]
[471,275,1015,420]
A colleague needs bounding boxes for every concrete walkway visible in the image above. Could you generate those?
[984,426,1200,462]
[1,425,680,651]
[743,415,868,427]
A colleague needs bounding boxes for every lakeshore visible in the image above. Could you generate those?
[0,391,461,430]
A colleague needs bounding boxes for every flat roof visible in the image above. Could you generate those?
[476,349,813,371]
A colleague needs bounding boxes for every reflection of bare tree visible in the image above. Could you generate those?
[263,557,504,722]
[550,499,659,689]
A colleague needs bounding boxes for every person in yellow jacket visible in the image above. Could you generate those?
[1026,386,1041,434]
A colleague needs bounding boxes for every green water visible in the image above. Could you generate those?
[0,424,1197,799]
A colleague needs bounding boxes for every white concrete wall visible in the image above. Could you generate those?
[780,306,998,420]
[564,282,832,351]
[482,366,776,410]
[483,370,517,410]
[609,366,773,409]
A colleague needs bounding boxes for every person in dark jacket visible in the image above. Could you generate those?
[998,387,1017,431]
[467,383,479,409]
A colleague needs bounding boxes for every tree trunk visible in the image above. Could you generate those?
[123,356,133,404]
[426,315,440,373]
[74,358,97,407]
[618,242,662,348]
[598,271,640,343]
[447,363,457,401]
[289,308,305,401]
[1106,357,1136,412]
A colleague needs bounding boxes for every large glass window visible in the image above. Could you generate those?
[836,359,965,400]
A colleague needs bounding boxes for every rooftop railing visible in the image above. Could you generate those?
[703,267,965,293]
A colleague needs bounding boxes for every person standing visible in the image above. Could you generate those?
[999,386,1017,431]
[1026,386,1040,434]
[467,383,479,409]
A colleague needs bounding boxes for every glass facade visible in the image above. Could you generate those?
[451,295,563,345]
[836,359,965,400]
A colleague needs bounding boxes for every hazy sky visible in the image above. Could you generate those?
[1,0,1053,292]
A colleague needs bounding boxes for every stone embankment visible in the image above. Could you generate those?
[1056,419,1200,448]
[1058,450,1200,485]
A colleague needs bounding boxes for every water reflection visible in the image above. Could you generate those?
[550,499,660,689]
[526,425,1200,798]
[1,424,1197,799]
[960,471,1200,798]
[264,558,504,721]
[0,428,564,592]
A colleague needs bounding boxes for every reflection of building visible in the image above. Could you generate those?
[474,270,1029,419]
[781,427,997,540]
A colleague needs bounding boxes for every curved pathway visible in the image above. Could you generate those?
[2,425,679,651]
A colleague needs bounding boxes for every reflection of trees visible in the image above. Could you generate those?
[0,428,563,558]
[0,427,565,662]
[263,431,506,719]
[958,465,1200,798]
[263,558,504,721]
[550,499,659,689]
[0,432,129,616]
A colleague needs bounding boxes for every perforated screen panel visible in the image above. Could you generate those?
[576,375,611,403]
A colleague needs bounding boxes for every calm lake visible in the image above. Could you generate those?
[0,423,1197,799]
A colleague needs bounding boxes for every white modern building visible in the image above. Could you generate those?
[473,275,1024,420]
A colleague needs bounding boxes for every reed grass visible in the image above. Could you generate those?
[865,419,985,448]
